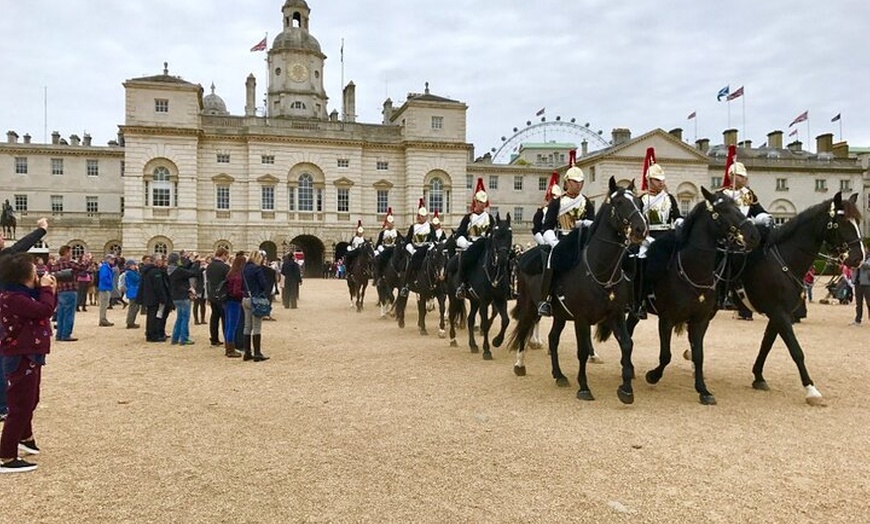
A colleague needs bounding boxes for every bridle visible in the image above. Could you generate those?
[584,189,645,293]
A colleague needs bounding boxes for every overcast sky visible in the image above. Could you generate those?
[2,0,868,161]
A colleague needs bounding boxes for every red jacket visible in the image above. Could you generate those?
[0,287,56,357]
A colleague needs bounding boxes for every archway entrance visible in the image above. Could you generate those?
[259,241,278,262]
[289,234,326,278]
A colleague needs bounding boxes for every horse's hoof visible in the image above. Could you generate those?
[492,335,504,347]
[438,330,446,339]
[588,355,604,364]
[450,340,458,348]
[805,396,825,407]
[529,341,542,350]
[470,346,479,354]
[513,365,526,377]
[699,394,717,405]
[617,387,635,405]
[645,370,661,385]
[752,380,769,391]
[555,377,570,388]
[805,385,825,406]
[419,329,428,336]
[398,319,405,329]
[683,349,691,361]
[483,352,493,361]
[576,389,594,401]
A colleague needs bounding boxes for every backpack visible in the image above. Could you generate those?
[213,280,228,303]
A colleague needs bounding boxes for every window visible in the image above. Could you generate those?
[431,116,443,129]
[261,186,275,211]
[153,242,168,255]
[288,187,295,211]
[815,179,827,192]
[513,175,524,191]
[680,199,691,217]
[297,174,314,212]
[337,188,349,212]
[216,153,230,164]
[376,190,389,214]
[337,158,350,168]
[216,186,230,210]
[291,101,306,109]
[773,216,789,227]
[488,175,498,190]
[589,166,596,183]
[51,195,64,214]
[316,188,323,212]
[86,159,99,177]
[376,161,389,171]
[711,176,723,189]
[428,178,445,214]
[152,166,172,207]
[538,176,548,191]
[71,243,86,259]
[14,157,27,174]
[155,99,169,113]
[51,158,64,175]
[120,197,125,215]
[489,206,499,218]
[261,155,275,164]
[14,194,28,212]
[840,179,851,192]
[86,196,98,216]
[466,175,473,190]
[121,161,125,176]
[513,207,524,223]
[776,178,788,191]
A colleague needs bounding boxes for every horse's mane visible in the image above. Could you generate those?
[674,199,708,248]
[766,198,861,247]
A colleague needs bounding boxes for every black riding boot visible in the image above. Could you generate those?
[537,267,554,316]
[634,258,648,319]
[243,334,253,361]
[252,334,269,361]
[455,253,467,299]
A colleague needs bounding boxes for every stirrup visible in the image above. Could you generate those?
[455,284,466,299]
[400,286,409,298]
[634,305,648,319]
[537,301,552,317]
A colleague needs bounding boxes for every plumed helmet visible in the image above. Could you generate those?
[728,162,748,177]
[417,198,429,217]
[545,171,562,201]
[564,166,585,183]
[431,210,441,226]
[648,163,666,181]
[642,147,665,192]
[472,178,489,205]
[383,207,394,227]
[722,144,743,188]
[356,220,364,234]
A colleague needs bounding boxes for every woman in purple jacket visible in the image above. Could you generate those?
[0,252,57,473]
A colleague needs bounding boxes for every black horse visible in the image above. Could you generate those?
[628,187,761,405]
[375,246,403,320]
[394,242,449,336]
[447,213,513,360]
[346,241,374,312]
[509,177,648,404]
[739,192,864,405]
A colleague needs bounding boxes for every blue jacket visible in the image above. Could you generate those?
[242,262,269,297]
[98,262,114,292]
[124,270,140,300]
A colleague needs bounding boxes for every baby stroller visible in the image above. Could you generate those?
[820,274,853,305]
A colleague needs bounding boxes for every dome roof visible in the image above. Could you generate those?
[203,83,229,116]
[283,0,310,9]
[272,28,322,54]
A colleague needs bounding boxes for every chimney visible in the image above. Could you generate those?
[343,81,356,123]
[832,141,849,160]
[668,128,683,141]
[787,140,803,152]
[70,134,81,146]
[611,128,631,145]
[245,74,257,117]
[815,133,833,154]
[738,140,752,149]
[723,128,738,146]
[51,131,61,145]
[117,131,125,147]
[767,130,783,149]
[581,139,588,156]
[382,98,394,124]
[83,133,92,146]
[23,133,31,144]
[329,109,339,122]
[696,138,710,153]
[6,131,18,144]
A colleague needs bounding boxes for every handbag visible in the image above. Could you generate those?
[243,270,272,318]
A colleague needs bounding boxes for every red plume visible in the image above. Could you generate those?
[722,144,737,189]
[545,170,560,200]
[472,177,488,207]
[641,147,656,192]
[357,219,362,228]
[382,207,392,227]
[568,149,577,167]
[433,210,439,219]
[418,198,425,210]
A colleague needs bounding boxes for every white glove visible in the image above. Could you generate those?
[377,245,384,254]
[456,236,470,250]
[752,213,773,227]
[533,232,545,246]
[543,230,559,248]
[576,219,594,229]
[405,243,416,255]
[674,218,684,228]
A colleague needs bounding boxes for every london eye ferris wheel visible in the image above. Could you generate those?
[489,116,610,164]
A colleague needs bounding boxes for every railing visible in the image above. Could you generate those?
[201,115,404,141]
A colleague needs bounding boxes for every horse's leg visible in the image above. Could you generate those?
[418,294,428,336]
[437,294,447,338]
[626,312,640,337]
[586,328,603,364]
[575,322,594,400]
[759,312,822,405]
[448,296,459,347]
[481,301,493,360]
[645,316,673,385]
[751,319,780,391]
[530,320,542,350]
[466,300,479,353]
[687,318,716,405]
[611,316,636,404]
[549,318,569,387]
[396,293,406,328]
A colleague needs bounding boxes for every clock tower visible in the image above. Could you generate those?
[267,0,328,119]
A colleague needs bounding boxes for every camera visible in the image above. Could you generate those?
[53,268,75,283]
[36,268,46,278]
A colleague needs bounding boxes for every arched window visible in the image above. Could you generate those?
[152,166,172,207]
[298,173,314,211]
[154,242,168,255]
[428,177,444,214]
[70,243,86,259]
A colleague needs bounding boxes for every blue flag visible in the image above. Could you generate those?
[717,85,730,101]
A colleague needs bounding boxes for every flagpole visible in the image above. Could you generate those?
[727,99,731,128]
[741,95,746,147]
[340,38,345,120]
[839,117,843,142]
[807,117,811,151]
[694,113,698,143]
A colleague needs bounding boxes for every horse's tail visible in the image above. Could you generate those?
[673,321,686,337]
[594,322,613,343]
[507,273,536,352]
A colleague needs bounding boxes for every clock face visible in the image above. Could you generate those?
[290,63,309,83]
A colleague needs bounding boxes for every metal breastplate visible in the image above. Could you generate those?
[468,213,490,239]
[644,192,673,231]
[382,230,397,246]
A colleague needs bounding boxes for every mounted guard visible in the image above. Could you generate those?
[454,178,495,299]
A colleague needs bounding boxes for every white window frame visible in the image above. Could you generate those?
[155,99,169,113]
[51,158,64,175]
[513,175,523,191]
[376,190,389,214]
[337,187,349,212]
[376,161,389,171]
[86,196,98,216]
[14,157,27,174]
[431,116,444,130]
[86,159,99,177]
[261,186,275,211]
[50,195,64,214]
[216,186,230,210]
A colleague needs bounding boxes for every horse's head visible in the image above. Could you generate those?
[705,187,760,251]
[489,213,513,265]
[427,242,449,282]
[606,177,647,244]
[825,192,865,267]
